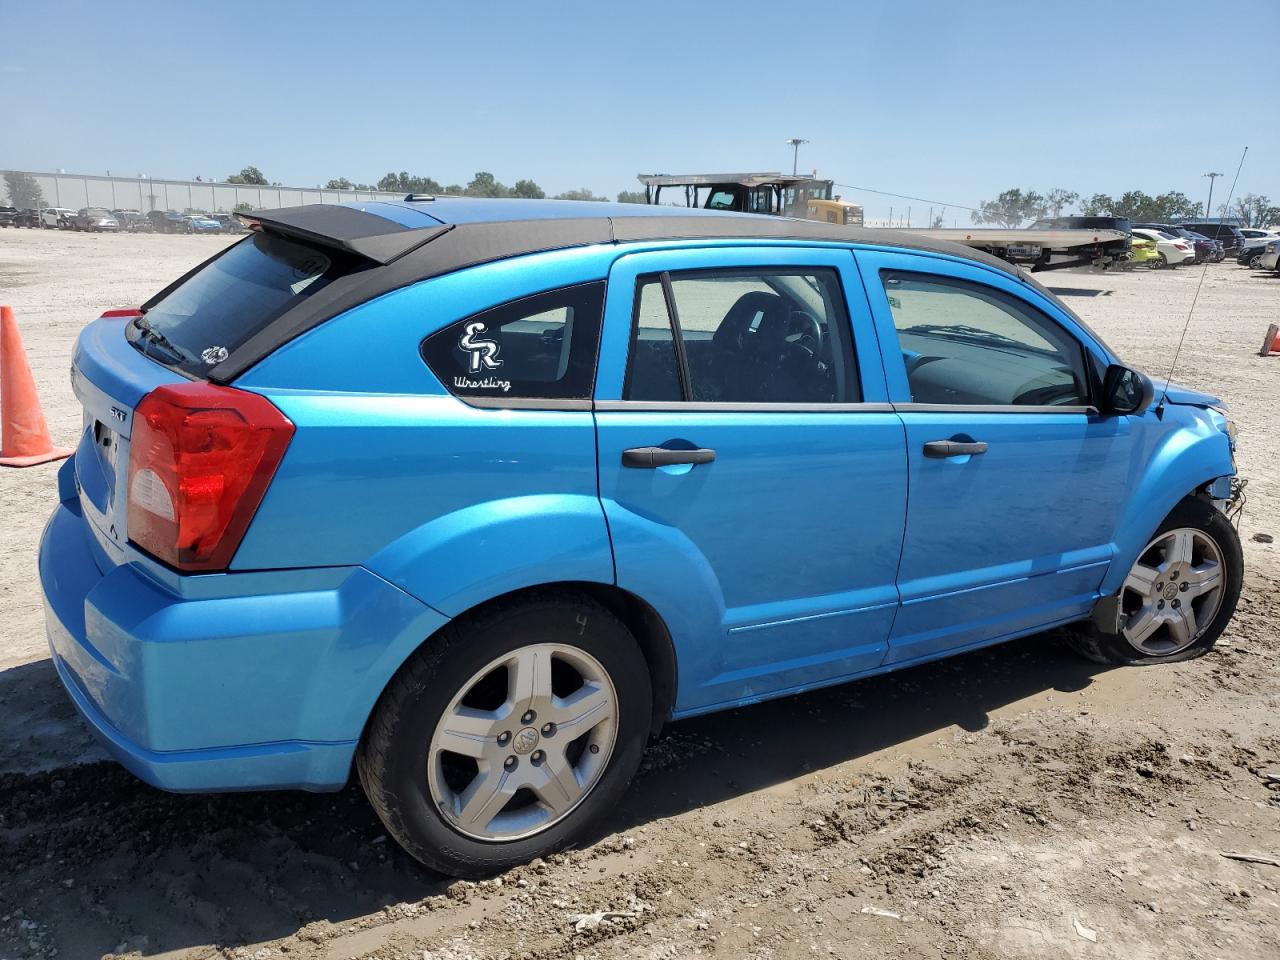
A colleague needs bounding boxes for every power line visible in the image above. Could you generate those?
[833,182,980,214]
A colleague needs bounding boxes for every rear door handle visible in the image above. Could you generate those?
[622,446,717,468]
[922,440,988,458]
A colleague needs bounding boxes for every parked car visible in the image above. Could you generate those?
[1131,227,1196,267]
[0,205,17,227]
[1176,222,1246,256]
[1134,223,1217,264]
[1260,238,1279,272]
[15,208,45,228]
[74,207,120,232]
[210,213,245,234]
[147,210,188,234]
[1237,235,1276,268]
[1128,236,1163,268]
[182,214,223,234]
[41,200,1243,877]
[41,207,77,229]
[1238,228,1280,241]
[112,210,153,233]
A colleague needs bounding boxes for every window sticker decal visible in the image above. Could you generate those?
[459,321,502,374]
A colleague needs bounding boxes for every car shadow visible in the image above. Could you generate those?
[0,632,1106,956]
[1046,287,1114,298]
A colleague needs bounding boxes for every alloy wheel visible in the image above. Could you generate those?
[1120,527,1225,657]
[427,643,618,841]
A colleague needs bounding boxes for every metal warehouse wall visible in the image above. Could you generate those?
[7,171,406,212]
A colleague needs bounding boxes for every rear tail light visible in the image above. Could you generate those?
[100,308,143,320]
[127,382,294,571]
[1174,243,1189,250]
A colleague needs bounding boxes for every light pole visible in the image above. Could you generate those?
[785,138,809,176]
[1202,172,1222,220]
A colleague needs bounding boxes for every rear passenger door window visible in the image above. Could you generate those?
[421,282,605,401]
[625,269,859,404]
[882,271,1090,407]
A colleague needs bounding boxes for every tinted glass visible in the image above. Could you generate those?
[422,282,605,400]
[882,271,1089,407]
[626,268,859,404]
[131,231,356,376]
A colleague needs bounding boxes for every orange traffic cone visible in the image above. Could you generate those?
[0,305,74,467]
[1262,324,1280,358]
[1259,323,1280,358]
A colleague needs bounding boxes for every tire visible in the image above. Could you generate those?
[358,591,652,877]
[1148,253,1167,270]
[1063,497,1241,666]
[1248,254,1263,269]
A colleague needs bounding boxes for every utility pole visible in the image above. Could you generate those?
[785,138,809,176]
[1202,171,1223,220]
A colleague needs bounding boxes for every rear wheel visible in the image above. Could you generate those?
[1063,497,1241,665]
[1148,253,1167,270]
[358,592,652,877]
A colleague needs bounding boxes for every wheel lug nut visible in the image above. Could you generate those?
[541,722,556,736]
[531,749,545,765]
[1158,600,1165,609]
[504,756,518,771]
[1155,583,1163,592]
[1179,583,1188,592]
[497,731,511,746]
[521,710,536,725]
[589,743,600,755]
[1172,599,1180,608]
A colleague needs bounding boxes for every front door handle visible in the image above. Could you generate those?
[622,446,717,468]
[923,440,988,458]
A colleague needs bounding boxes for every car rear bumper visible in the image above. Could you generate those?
[39,468,447,792]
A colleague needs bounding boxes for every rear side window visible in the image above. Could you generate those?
[131,231,357,376]
[625,268,859,404]
[421,282,605,401]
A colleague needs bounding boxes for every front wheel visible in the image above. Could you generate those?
[1063,497,1241,665]
[358,592,652,877]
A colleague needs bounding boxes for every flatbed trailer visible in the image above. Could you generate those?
[907,227,1130,272]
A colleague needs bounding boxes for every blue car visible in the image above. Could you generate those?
[40,198,1243,876]
[182,214,223,234]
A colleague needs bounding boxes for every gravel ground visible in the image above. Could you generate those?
[1,229,1278,960]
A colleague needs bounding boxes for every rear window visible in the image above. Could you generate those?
[129,231,358,376]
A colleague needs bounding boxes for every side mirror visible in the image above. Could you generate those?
[1102,364,1154,416]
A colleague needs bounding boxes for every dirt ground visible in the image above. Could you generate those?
[1,229,1278,960]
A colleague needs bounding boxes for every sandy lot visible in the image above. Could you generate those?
[1,229,1278,960]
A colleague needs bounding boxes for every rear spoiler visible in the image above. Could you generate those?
[235,205,450,265]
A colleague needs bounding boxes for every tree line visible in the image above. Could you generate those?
[973,186,1279,228]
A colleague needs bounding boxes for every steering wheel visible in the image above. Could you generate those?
[785,310,823,358]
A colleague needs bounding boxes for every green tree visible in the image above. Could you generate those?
[326,177,374,190]
[510,179,546,199]
[1085,190,1201,221]
[616,190,647,204]
[1043,188,1079,217]
[971,188,1046,227]
[226,165,268,185]
[554,188,607,202]
[465,171,511,198]
[376,171,444,194]
[2,171,44,207]
[1231,194,1280,228]
[233,201,253,213]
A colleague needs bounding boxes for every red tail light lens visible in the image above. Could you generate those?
[127,383,294,571]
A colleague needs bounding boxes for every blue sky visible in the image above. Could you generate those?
[2,0,1276,222]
